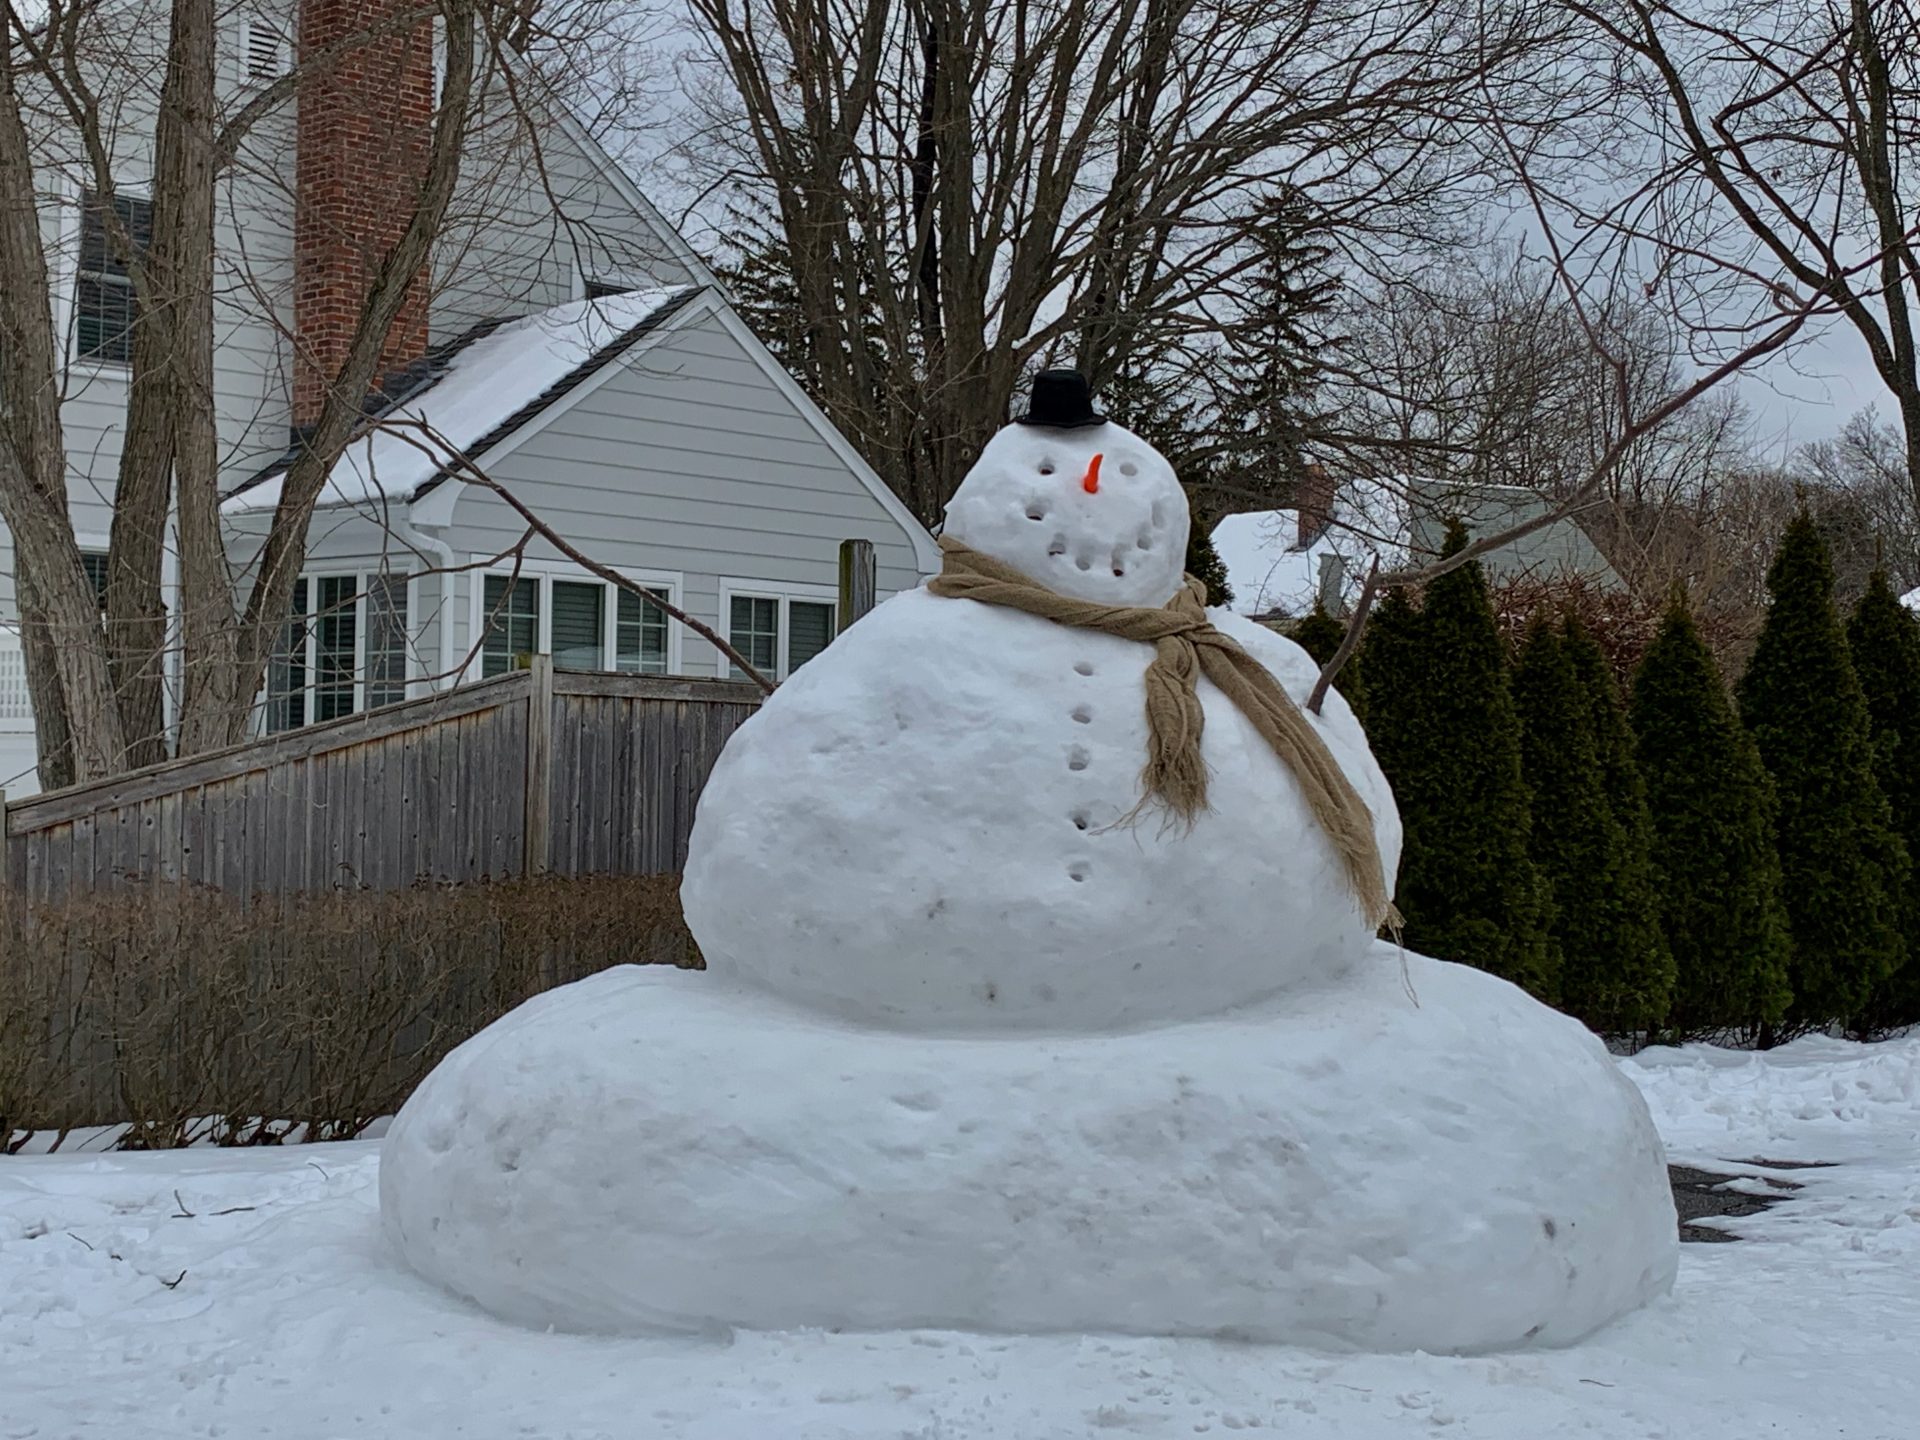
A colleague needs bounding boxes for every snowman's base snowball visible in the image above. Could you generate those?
[379,948,1676,1353]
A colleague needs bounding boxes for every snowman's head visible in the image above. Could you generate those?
[942,420,1191,607]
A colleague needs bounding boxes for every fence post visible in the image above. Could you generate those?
[523,658,553,877]
[838,538,877,632]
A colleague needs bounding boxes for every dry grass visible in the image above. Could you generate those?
[0,875,698,1150]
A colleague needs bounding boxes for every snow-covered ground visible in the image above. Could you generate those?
[3,1035,1915,1440]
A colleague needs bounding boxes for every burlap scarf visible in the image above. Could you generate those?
[928,534,1394,930]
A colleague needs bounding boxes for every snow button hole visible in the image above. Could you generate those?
[1071,809,1090,831]
[1074,660,1094,676]
[1071,705,1092,724]
[1068,861,1091,882]
[1066,746,1090,772]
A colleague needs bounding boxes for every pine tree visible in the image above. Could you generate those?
[1562,612,1674,1033]
[1630,595,1790,1036]
[1738,514,1907,1030]
[1185,520,1235,608]
[1846,570,1920,1030]
[1361,528,1556,997]
[1288,605,1346,667]
[1514,617,1673,1035]
[1288,603,1361,720]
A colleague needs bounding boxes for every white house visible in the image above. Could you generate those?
[0,0,936,796]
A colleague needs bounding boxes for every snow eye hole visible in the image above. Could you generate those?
[1025,503,1048,522]
[1038,460,1056,476]
[1119,461,1139,477]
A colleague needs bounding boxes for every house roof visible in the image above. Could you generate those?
[223,285,702,515]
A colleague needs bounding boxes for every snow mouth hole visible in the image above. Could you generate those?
[1135,532,1153,551]
[1075,554,1094,572]
[1066,746,1090,772]
[1025,503,1048,522]
[1150,501,1167,527]
[1048,535,1068,557]
[1071,705,1092,724]
[1038,460,1056,476]
[1068,861,1091,882]
[1074,660,1094,676]
[1071,809,1090,831]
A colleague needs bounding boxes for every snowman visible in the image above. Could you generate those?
[684,368,1400,1031]
[380,371,1678,1353]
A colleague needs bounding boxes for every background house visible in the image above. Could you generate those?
[1210,470,1618,624]
[0,0,936,797]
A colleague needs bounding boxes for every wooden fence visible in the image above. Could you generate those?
[0,660,763,902]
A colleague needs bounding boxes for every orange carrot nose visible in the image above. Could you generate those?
[1081,453,1103,494]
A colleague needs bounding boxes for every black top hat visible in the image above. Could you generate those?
[1016,369,1107,429]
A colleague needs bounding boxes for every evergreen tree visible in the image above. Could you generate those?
[1514,618,1673,1034]
[1846,571,1920,1030]
[1289,603,1361,720]
[1630,595,1790,1036]
[1185,520,1235,608]
[1361,528,1556,997]
[1738,514,1907,1030]
[1562,612,1674,1032]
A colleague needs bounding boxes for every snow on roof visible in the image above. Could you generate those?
[1903,585,1920,614]
[224,287,696,515]
[1210,477,1412,618]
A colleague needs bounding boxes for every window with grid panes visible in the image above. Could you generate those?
[550,580,605,669]
[266,580,310,733]
[313,575,358,722]
[616,588,670,673]
[728,595,779,678]
[788,600,835,670]
[366,573,409,707]
[76,192,152,363]
[482,575,539,677]
[78,552,109,612]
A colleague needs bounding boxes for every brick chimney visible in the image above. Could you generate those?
[1295,463,1334,549]
[293,0,436,426]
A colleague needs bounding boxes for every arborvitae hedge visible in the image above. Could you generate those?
[1846,571,1920,1031]
[1362,527,1556,998]
[1514,617,1673,1034]
[1186,518,1234,608]
[1737,514,1907,1031]
[1563,611,1674,1032]
[1287,603,1362,720]
[1631,595,1790,1036]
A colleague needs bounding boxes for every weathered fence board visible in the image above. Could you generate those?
[1,663,763,899]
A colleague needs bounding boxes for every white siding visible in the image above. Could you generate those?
[440,303,924,678]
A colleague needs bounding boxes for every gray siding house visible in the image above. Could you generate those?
[0,0,936,796]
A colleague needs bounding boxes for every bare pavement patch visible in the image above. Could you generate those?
[1670,1158,1834,1242]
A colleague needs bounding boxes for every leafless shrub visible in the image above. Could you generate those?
[0,874,697,1148]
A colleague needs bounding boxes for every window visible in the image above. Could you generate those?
[481,575,540,678]
[75,191,152,364]
[79,551,109,611]
[729,596,779,678]
[366,574,410,708]
[478,568,680,677]
[788,601,835,671]
[264,571,411,733]
[550,581,605,670]
[726,589,837,679]
[616,588,670,674]
[267,581,311,734]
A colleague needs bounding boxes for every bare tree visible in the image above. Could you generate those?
[1550,0,1920,509]
[679,0,1558,526]
[2,0,674,789]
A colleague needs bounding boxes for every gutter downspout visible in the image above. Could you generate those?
[396,516,457,695]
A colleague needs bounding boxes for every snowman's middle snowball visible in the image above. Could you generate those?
[681,589,1399,1031]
